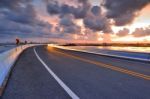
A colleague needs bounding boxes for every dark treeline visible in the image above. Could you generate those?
[61,43,150,47]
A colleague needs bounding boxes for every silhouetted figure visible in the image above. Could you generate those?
[16,38,20,45]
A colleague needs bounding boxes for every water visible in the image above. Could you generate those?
[67,46,150,53]
[0,45,16,53]
[65,46,150,60]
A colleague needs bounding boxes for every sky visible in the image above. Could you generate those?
[0,0,150,43]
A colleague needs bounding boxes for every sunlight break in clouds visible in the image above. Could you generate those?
[0,0,149,43]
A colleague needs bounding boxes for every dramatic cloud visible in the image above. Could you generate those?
[103,0,150,26]
[0,0,33,10]
[0,0,53,39]
[47,0,112,33]
[83,6,112,33]
[59,15,81,34]
[0,0,38,25]
[47,0,90,19]
[2,4,37,25]
[91,6,101,16]
[47,1,61,15]
[132,26,150,37]
[116,28,129,37]
[0,0,150,42]
[0,16,52,38]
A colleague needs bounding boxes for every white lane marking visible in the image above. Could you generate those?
[33,48,80,99]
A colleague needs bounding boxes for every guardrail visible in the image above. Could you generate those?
[0,44,36,89]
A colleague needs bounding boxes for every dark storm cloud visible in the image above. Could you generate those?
[47,0,112,33]
[78,0,88,3]
[132,26,150,37]
[72,4,90,19]
[0,21,33,33]
[0,0,54,39]
[47,0,90,19]
[83,5,112,33]
[3,4,37,25]
[0,0,38,25]
[1,0,149,41]
[91,6,101,16]
[64,25,81,33]
[0,0,32,10]
[59,15,81,34]
[116,28,129,37]
[83,16,110,32]
[0,16,53,38]
[60,15,74,26]
[0,0,53,30]
[46,0,93,34]
[47,0,150,34]
[103,0,150,26]
[73,0,91,19]
[47,1,61,15]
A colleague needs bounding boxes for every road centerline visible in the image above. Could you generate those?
[33,48,80,99]
[53,49,150,81]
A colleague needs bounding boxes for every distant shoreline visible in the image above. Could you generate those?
[61,43,150,47]
[0,43,150,47]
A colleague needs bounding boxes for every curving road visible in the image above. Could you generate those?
[2,45,150,99]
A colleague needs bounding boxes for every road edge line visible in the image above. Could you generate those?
[33,48,80,99]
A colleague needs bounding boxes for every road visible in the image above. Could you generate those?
[2,45,150,99]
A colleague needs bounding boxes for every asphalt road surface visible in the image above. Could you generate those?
[2,45,150,99]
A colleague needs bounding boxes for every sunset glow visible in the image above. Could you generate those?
[0,0,149,43]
